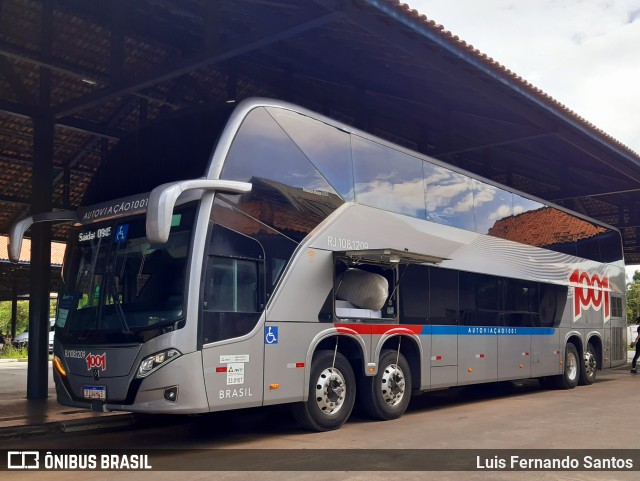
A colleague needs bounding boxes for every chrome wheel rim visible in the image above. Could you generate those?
[584,350,596,377]
[315,367,346,415]
[381,363,406,407]
[566,351,578,381]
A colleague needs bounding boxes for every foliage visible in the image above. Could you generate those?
[0,299,57,336]
[0,301,29,336]
[627,271,640,323]
[0,344,28,359]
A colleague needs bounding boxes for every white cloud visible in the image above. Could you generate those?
[408,0,640,152]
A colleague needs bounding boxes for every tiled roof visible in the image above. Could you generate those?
[0,236,66,266]
[489,207,605,247]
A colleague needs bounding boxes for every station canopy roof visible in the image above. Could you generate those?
[1,0,640,277]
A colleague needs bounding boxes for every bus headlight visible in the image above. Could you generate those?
[136,349,181,378]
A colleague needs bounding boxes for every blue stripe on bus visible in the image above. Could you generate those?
[420,326,556,336]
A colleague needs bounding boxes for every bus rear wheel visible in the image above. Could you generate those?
[579,342,597,385]
[553,343,580,389]
[291,350,355,432]
[361,349,412,421]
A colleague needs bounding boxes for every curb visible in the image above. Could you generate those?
[0,358,28,363]
[0,413,137,440]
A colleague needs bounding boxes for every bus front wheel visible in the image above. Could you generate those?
[291,350,356,432]
[554,343,580,389]
[361,349,412,421]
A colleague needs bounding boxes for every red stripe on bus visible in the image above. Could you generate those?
[296,362,305,368]
[216,367,227,373]
[334,324,422,335]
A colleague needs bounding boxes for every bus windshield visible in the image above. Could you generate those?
[57,206,196,338]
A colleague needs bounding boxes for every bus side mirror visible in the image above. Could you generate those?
[146,179,252,244]
[7,211,76,262]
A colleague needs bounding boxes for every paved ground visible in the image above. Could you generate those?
[2,350,637,438]
[0,360,132,438]
[1,353,639,480]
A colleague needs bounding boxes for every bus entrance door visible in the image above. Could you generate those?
[201,326,265,411]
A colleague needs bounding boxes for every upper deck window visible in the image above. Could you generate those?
[221,107,344,242]
[473,180,513,235]
[223,107,339,195]
[424,162,475,231]
[219,103,623,263]
[267,107,354,201]
[352,136,426,218]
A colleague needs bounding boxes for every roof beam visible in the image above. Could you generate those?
[432,132,555,157]
[0,57,34,107]
[336,1,554,131]
[0,194,33,207]
[55,118,126,140]
[52,11,341,118]
[0,98,34,119]
[0,39,108,85]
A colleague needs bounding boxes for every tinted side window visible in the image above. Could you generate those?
[513,195,544,216]
[211,198,297,299]
[429,267,458,325]
[599,231,623,263]
[223,107,338,193]
[399,264,429,324]
[538,283,566,328]
[459,272,501,326]
[267,108,354,201]
[205,257,258,312]
[424,162,475,231]
[221,107,344,242]
[202,225,265,343]
[503,279,538,327]
[611,296,623,317]
[473,180,513,235]
[352,136,426,218]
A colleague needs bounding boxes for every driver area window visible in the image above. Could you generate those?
[201,225,265,344]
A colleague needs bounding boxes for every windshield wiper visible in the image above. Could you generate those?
[105,265,132,335]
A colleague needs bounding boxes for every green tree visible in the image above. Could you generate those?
[627,271,640,323]
[0,300,29,335]
[0,299,58,336]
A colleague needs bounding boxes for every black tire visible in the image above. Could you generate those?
[579,342,597,385]
[553,343,580,389]
[291,350,356,432]
[361,349,412,421]
[538,376,555,389]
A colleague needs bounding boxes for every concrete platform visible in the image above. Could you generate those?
[0,360,135,440]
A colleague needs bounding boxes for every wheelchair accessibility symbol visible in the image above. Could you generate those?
[114,224,129,243]
[264,326,278,345]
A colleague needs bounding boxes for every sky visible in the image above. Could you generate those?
[407,0,640,153]
[407,0,640,277]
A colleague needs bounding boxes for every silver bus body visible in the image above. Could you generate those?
[11,98,626,430]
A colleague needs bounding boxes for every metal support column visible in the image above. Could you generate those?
[27,0,53,400]
[27,114,53,400]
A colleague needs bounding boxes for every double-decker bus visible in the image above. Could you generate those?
[9,98,627,431]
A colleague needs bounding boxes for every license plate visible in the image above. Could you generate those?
[83,385,106,400]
